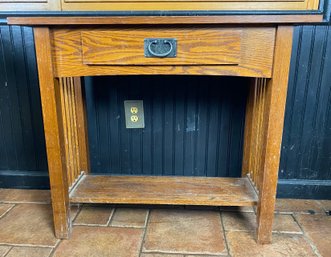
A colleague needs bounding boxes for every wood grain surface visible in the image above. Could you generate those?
[82,29,241,66]
[8,15,323,26]
[60,0,319,11]
[52,27,275,78]
[34,27,70,239]
[70,175,258,206]
[255,26,294,244]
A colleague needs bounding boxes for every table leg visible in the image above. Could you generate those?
[34,27,70,238]
[242,26,294,244]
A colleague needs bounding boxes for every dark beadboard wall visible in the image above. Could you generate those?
[85,76,248,178]
[0,25,330,198]
[0,26,48,188]
[277,25,331,198]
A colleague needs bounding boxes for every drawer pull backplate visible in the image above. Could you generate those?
[144,38,177,58]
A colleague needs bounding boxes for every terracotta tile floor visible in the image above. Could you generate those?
[0,189,330,257]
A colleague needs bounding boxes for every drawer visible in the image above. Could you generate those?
[81,29,242,66]
[52,27,276,78]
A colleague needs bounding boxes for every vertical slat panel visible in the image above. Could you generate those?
[59,77,85,188]
[243,78,269,193]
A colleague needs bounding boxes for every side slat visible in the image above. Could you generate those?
[59,77,88,189]
[243,78,268,193]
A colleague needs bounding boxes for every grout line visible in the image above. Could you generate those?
[143,209,150,228]
[106,208,115,227]
[143,250,227,255]
[139,209,150,257]
[291,214,305,234]
[0,201,50,205]
[2,246,12,257]
[108,224,146,229]
[0,204,15,220]
[48,239,62,257]
[219,211,231,257]
[139,253,224,257]
[291,214,323,257]
[73,223,113,227]
[0,243,56,248]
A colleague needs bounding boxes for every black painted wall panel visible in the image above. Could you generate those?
[0,25,48,188]
[279,25,331,181]
[85,76,248,177]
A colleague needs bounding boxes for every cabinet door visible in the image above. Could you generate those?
[0,0,60,11]
[61,0,319,11]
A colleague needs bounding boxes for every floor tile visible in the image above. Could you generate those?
[143,209,226,255]
[73,204,113,225]
[0,203,14,217]
[0,204,58,246]
[226,231,316,257]
[318,200,331,212]
[53,226,143,257]
[301,231,330,257]
[110,208,148,228]
[272,214,302,233]
[0,189,50,204]
[275,199,324,214]
[295,214,331,257]
[6,246,52,257]
[222,212,301,233]
[0,245,11,257]
[219,206,254,213]
[295,213,331,233]
[222,211,255,231]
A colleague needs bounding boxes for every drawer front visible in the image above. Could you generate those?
[52,27,276,78]
[81,29,242,66]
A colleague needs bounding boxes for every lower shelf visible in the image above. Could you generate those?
[69,175,258,206]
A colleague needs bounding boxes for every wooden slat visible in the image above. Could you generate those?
[242,78,269,193]
[73,77,90,174]
[59,78,72,187]
[59,77,87,188]
[7,15,323,26]
[70,175,258,206]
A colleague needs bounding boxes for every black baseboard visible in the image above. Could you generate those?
[0,170,50,189]
[1,170,330,200]
[277,179,331,200]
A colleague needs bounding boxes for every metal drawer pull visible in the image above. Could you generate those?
[144,38,177,58]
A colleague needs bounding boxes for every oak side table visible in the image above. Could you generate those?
[7,8,324,244]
